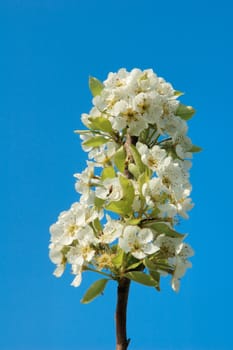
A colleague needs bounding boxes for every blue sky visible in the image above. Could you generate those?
[1,0,233,349]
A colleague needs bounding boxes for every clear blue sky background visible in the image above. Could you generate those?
[1,1,233,349]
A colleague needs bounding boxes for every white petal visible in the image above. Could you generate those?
[71,273,82,287]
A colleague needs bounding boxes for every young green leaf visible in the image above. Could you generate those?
[92,217,102,232]
[142,221,185,238]
[114,146,126,173]
[82,136,109,148]
[144,258,160,289]
[105,200,131,216]
[129,144,146,174]
[81,278,109,304]
[94,196,105,209]
[144,258,174,274]
[126,260,143,271]
[125,218,142,225]
[112,249,124,269]
[124,271,158,287]
[89,76,104,97]
[128,163,140,179]
[89,116,113,134]
[144,258,158,271]
[175,103,195,121]
[101,166,116,180]
[105,175,135,215]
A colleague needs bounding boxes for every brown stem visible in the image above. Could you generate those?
[115,132,137,350]
[115,278,131,350]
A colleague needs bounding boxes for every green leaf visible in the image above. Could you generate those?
[105,175,135,215]
[144,258,160,289]
[144,258,172,276]
[189,144,202,153]
[94,196,105,209]
[89,116,113,134]
[92,218,102,232]
[126,218,142,225]
[114,146,126,173]
[89,76,104,97]
[128,163,140,179]
[112,249,124,268]
[119,175,135,209]
[175,103,195,120]
[126,260,143,271]
[101,166,116,180]
[142,221,185,238]
[105,202,125,215]
[129,144,146,174]
[83,136,109,148]
[81,278,109,304]
[144,258,158,272]
[124,271,158,287]
[138,172,150,190]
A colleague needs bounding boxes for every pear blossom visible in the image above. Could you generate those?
[137,142,167,172]
[119,226,160,259]
[71,264,82,287]
[100,215,124,244]
[95,177,123,202]
[171,242,194,292]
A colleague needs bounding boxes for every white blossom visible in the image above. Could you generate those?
[100,215,124,244]
[119,226,160,259]
[171,242,194,292]
[95,177,123,202]
[137,142,167,172]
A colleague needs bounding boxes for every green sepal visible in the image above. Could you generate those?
[88,116,113,134]
[89,76,104,97]
[175,103,195,120]
[101,166,116,180]
[142,221,185,238]
[81,278,109,304]
[114,146,126,173]
[189,144,202,153]
[124,271,158,287]
[83,136,109,148]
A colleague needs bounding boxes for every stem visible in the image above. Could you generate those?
[115,132,136,350]
[115,278,131,350]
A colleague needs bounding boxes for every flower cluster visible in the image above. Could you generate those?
[49,68,199,300]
